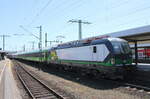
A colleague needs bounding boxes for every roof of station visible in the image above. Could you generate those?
[106,25,150,42]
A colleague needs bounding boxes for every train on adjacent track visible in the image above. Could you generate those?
[10,36,135,79]
[137,49,150,59]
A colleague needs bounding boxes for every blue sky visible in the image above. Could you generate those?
[0,0,150,51]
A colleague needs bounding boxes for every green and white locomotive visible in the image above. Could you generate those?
[13,37,134,78]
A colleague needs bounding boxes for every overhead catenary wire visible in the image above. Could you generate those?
[91,1,150,27]
[109,0,134,9]
[19,25,39,39]
[39,0,89,36]
[116,15,150,28]
[95,15,150,34]
[77,0,135,23]
[28,0,53,26]
[46,0,89,29]
[27,0,150,38]
[45,0,88,20]
[28,0,78,26]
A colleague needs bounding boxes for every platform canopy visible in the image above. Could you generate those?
[104,25,150,65]
[107,25,150,42]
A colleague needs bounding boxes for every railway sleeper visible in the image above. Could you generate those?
[30,88,48,92]
[34,93,53,96]
[33,92,51,95]
[32,90,50,93]
[29,85,45,88]
[35,94,57,98]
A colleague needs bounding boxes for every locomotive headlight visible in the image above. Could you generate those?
[111,58,115,64]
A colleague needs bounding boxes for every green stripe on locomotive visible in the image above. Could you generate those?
[115,58,132,65]
[57,59,113,66]
[55,57,132,66]
[17,49,132,67]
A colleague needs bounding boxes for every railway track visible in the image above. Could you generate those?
[15,61,66,99]
[14,60,150,98]
[105,78,150,93]
[123,82,150,92]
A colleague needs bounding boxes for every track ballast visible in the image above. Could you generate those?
[15,62,66,99]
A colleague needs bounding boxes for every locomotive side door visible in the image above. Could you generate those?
[92,46,98,61]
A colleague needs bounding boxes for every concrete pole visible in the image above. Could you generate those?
[135,41,138,65]
[39,26,42,50]
[68,19,91,40]
[32,42,35,50]
[3,35,5,51]
[45,33,47,47]
[79,20,82,40]
[23,44,25,51]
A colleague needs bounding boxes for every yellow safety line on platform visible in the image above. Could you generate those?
[8,60,11,68]
[0,62,7,84]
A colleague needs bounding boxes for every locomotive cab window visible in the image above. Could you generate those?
[93,46,97,53]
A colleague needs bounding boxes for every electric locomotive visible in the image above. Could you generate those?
[12,37,134,79]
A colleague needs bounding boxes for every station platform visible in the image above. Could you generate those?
[135,63,150,71]
[0,59,22,99]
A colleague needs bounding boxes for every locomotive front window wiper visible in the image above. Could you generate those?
[111,41,131,54]
[121,42,131,54]
[112,42,123,54]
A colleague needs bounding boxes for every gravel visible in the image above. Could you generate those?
[14,61,150,99]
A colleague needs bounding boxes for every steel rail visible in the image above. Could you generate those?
[15,61,66,99]
[106,78,150,92]
[124,83,150,91]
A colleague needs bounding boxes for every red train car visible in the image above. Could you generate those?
[138,49,150,59]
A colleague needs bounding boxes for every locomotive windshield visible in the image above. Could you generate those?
[112,41,131,54]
